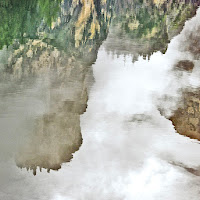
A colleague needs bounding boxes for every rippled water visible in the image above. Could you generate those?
[1,0,200,199]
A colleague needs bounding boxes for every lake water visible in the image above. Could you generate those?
[1,1,200,199]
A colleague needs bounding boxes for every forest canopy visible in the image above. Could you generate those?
[0,0,61,49]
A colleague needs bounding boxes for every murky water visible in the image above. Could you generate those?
[1,0,200,199]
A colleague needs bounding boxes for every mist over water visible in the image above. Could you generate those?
[1,1,200,199]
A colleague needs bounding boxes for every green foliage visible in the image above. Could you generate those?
[38,0,62,27]
[0,0,62,49]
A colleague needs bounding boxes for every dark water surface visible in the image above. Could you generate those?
[1,0,200,199]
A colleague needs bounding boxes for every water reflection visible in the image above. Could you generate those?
[0,0,200,176]
[0,0,111,174]
[105,0,199,58]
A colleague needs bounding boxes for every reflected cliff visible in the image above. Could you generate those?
[170,23,200,141]
[0,0,200,175]
[0,0,111,175]
[105,0,200,58]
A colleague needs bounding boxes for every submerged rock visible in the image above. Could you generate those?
[170,91,200,140]
[175,60,194,72]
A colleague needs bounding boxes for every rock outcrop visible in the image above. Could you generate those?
[170,90,200,140]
